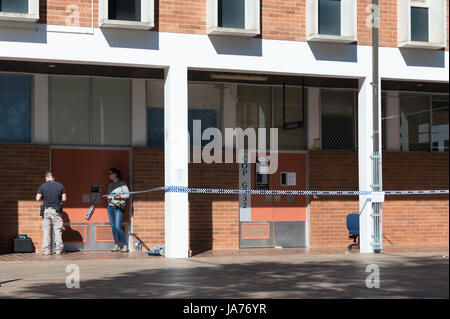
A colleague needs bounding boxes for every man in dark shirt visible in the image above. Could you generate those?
[36,172,67,255]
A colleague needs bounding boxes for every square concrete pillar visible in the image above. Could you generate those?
[358,77,375,253]
[164,65,189,258]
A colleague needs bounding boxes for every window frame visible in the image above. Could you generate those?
[398,0,447,49]
[207,0,260,37]
[306,0,357,44]
[0,0,39,23]
[98,0,154,30]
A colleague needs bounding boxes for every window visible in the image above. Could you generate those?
[400,94,431,152]
[207,0,260,37]
[410,6,429,42]
[431,96,449,152]
[146,81,222,148]
[237,85,307,151]
[50,76,131,146]
[99,0,154,30]
[108,0,141,22]
[0,0,39,22]
[320,90,356,151]
[318,0,341,36]
[218,0,245,29]
[306,0,357,43]
[398,0,446,49]
[0,0,28,13]
[0,74,31,143]
[273,87,307,150]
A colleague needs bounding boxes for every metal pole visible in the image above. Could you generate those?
[371,0,383,253]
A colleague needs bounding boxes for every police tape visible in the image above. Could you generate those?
[164,186,449,196]
[104,186,449,197]
[87,187,448,220]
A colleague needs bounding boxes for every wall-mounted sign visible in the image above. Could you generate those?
[281,172,296,186]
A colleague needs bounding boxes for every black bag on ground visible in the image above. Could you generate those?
[13,234,33,253]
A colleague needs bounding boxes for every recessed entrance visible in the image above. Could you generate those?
[51,148,130,251]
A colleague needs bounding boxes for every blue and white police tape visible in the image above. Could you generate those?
[165,186,449,196]
[88,187,448,220]
[105,186,449,197]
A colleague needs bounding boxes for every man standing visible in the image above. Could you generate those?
[36,172,67,255]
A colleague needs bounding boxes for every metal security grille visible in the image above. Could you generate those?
[321,90,356,151]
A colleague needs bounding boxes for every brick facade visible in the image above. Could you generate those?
[37,0,450,50]
[0,146,447,252]
[0,145,50,252]
[189,161,239,253]
[309,151,449,248]
[131,147,165,251]
[131,147,240,253]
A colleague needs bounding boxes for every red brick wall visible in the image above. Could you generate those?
[131,147,165,250]
[0,144,50,252]
[309,151,449,248]
[131,147,240,253]
[261,0,305,41]
[39,0,99,27]
[158,0,207,34]
[189,161,239,253]
[37,1,449,50]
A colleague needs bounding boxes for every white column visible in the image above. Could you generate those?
[307,87,321,150]
[33,74,49,144]
[132,79,147,146]
[385,92,401,152]
[358,77,374,253]
[164,65,189,259]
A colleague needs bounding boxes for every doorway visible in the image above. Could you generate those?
[51,148,130,251]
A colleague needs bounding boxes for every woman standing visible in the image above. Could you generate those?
[107,168,130,252]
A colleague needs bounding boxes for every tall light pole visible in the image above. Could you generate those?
[371,0,383,253]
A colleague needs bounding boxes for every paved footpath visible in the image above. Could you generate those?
[0,249,448,299]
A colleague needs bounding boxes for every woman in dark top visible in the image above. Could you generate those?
[106,168,130,252]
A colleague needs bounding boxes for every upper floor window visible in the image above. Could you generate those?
[306,0,357,43]
[398,0,447,49]
[207,0,260,37]
[0,0,39,23]
[0,74,31,144]
[99,0,154,30]
[218,0,245,29]
[0,0,28,13]
[108,0,141,22]
[318,0,341,36]
[410,6,429,42]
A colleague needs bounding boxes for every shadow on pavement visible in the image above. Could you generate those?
[4,255,449,299]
